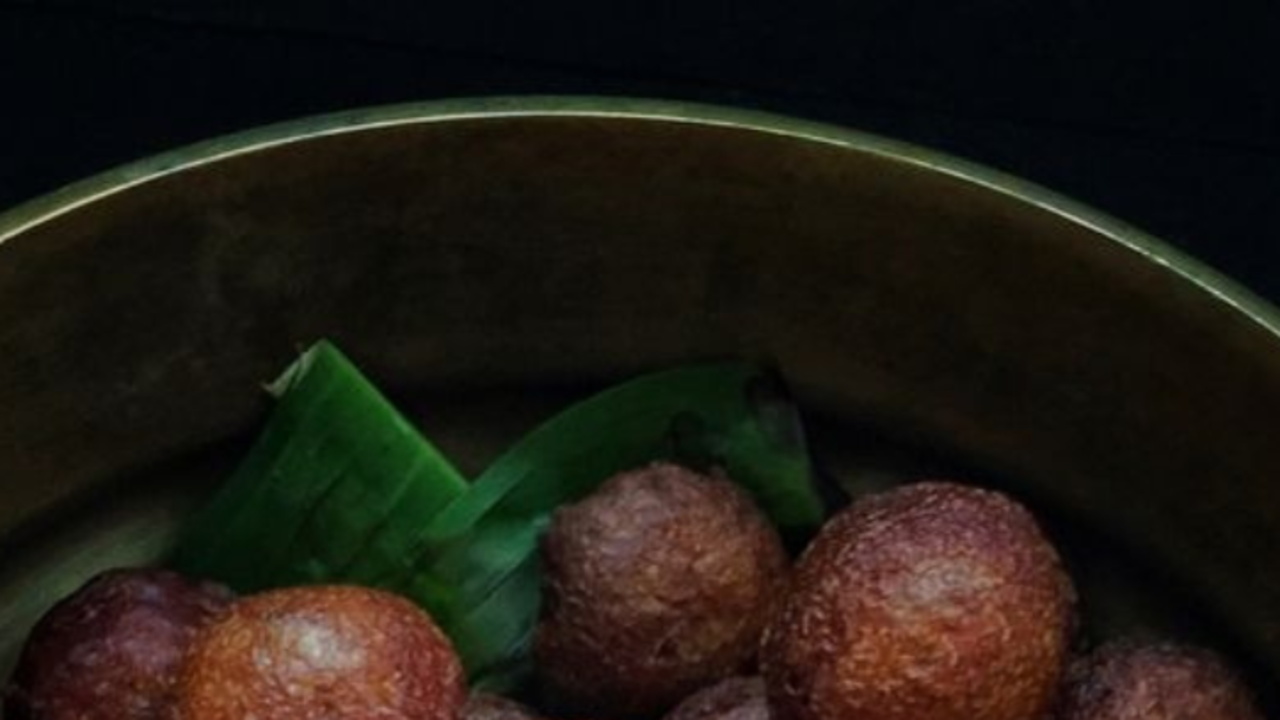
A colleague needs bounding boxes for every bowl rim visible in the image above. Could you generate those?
[3,94,1277,342]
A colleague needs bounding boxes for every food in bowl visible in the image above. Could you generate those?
[463,692,547,720]
[1056,639,1264,720]
[1,344,1266,720]
[662,676,770,720]
[175,584,465,720]
[535,463,788,718]
[4,569,234,720]
[761,481,1077,720]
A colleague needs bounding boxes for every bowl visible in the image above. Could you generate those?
[1,97,1277,702]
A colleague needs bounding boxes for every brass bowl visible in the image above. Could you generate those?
[1,98,1277,700]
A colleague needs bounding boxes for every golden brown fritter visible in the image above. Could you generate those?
[1057,639,1264,720]
[664,676,771,720]
[536,463,789,719]
[4,568,233,720]
[463,693,543,720]
[176,585,465,720]
[762,481,1076,720]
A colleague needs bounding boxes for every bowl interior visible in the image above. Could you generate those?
[1,101,1277,704]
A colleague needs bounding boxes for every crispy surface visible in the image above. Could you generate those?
[3,568,233,720]
[535,463,789,719]
[664,676,771,720]
[1057,640,1264,720]
[762,481,1076,720]
[176,585,465,720]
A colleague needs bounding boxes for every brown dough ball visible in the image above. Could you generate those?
[175,585,465,720]
[762,481,1076,720]
[1056,639,1264,720]
[3,568,234,720]
[664,677,771,720]
[463,693,543,720]
[535,463,789,719]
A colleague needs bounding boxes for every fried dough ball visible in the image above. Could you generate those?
[664,676,771,720]
[175,585,465,720]
[4,568,233,720]
[762,481,1076,720]
[536,463,789,719]
[463,693,543,720]
[1056,639,1263,720]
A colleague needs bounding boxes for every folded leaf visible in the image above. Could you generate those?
[170,341,469,590]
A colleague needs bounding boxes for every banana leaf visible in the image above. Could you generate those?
[170,341,469,589]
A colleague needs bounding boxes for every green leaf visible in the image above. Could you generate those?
[169,341,469,590]
[399,364,825,691]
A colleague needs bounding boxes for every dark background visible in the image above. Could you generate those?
[2,2,1278,301]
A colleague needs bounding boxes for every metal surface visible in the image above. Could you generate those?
[0,98,1277,699]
